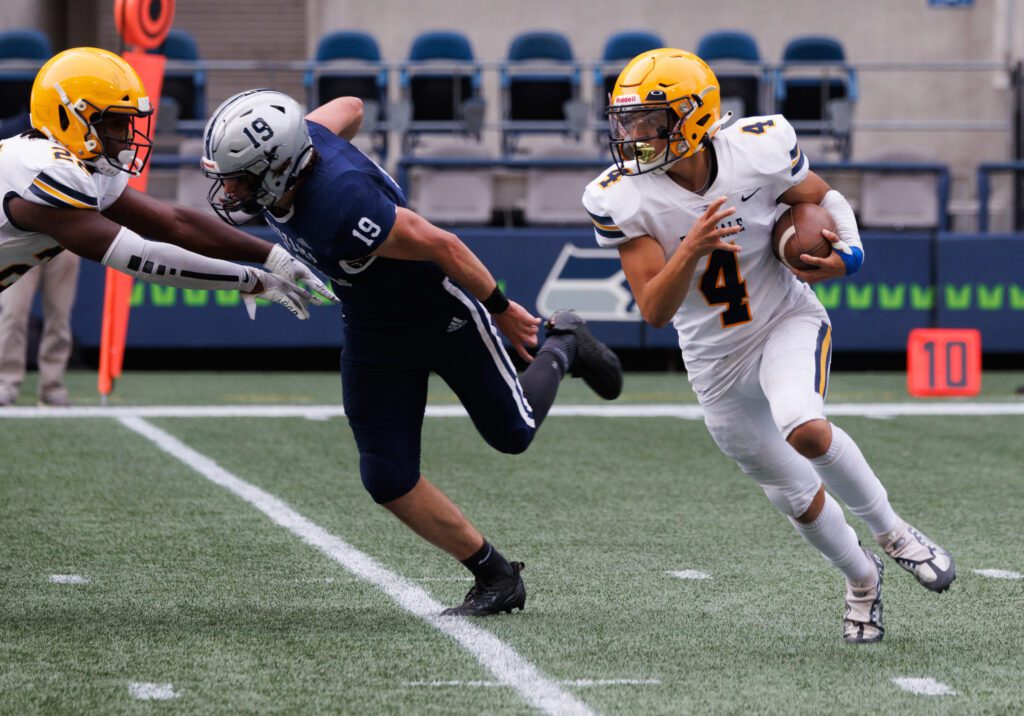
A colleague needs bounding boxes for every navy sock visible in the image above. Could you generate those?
[538,334,576,374]
[461,540,514,581]
[519,334,575,426]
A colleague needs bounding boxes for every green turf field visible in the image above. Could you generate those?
[1,370,1022,714]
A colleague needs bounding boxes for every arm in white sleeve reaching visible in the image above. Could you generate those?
[101,227,312,319]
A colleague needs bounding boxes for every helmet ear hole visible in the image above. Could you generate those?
[58,106,70,132]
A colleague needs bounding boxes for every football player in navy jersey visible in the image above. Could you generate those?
[201,89,623,616]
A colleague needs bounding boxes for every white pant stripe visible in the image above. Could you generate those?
[442,279,535,428]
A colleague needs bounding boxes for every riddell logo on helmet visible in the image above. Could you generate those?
[614,94,641,105]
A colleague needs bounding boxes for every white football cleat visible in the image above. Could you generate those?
[843,549,884,644]
[878,522,956,593]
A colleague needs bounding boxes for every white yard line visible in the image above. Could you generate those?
[891,677,957,696]
[118,416,593,716]
[3,402,1024,420]
[404,679,660,688]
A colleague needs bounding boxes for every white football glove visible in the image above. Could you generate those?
[265,244,338,306]
[242,269,312,320]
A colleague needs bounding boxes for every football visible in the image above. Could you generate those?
[772,203,836,270]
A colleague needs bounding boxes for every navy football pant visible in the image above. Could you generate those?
[341,279,540,504]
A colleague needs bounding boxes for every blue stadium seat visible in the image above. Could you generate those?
[696,30,764,118]
[697,31,760,62]
[305,31,388,156]
[501,31,581,154]
[400,31,481,127]
[306,31,387,112]
[150,29,206,121]
[595,31,664,109]
[0,29,51,119]
[775,35,858,141]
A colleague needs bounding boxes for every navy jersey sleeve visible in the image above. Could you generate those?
[329,173,399,261]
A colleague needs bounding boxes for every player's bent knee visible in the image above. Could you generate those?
[482,426,535,455]
[794,485,826,523]
[787,419,832,458]
[762,481,823,519]
[360,454,421,504]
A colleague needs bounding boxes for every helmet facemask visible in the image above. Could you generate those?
[607,96,699,176]
[81,103,153,176]
[202,143,314,226]
[203,161,273,226]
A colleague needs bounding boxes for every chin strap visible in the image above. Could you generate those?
[706,111,734,140]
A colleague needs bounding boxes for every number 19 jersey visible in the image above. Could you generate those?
[582,115,820,362]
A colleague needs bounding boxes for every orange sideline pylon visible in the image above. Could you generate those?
[98,51,165,400]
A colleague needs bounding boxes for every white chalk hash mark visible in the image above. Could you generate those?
[49,574,89,584]
[973,568,1023,579]
[892,677,957,696]
[667,570,711,580]
[128,682,180,700]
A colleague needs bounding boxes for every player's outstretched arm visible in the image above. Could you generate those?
[103,188,337,304]
[373,207,540,361]
[103,187,272,263]
[7,198,313,319]
[619,196,742,328]
[305,97,364,141]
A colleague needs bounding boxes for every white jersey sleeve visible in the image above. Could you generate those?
[733,115,809,201]
[582,166,645,248]
[6,137,101,211]
[0,135,127,291]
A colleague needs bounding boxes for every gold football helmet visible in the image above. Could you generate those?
[607,48,726,175]
[30,47,153,176]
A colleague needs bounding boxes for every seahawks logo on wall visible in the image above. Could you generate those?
[535,244,639,321]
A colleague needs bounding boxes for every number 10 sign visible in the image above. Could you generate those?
[907,328,982,397]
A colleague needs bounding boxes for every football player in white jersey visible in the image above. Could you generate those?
[584,49,955,643]
[0,47,336,318]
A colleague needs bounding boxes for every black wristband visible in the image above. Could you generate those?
[482,285,510,314]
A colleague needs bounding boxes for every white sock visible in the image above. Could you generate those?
[810,425,901,537]
[789,492,875,583]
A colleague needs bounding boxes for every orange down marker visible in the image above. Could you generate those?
[907,328,982,397]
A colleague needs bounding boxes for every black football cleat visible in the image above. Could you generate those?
[544,310,623,400]
[441,562,526,617]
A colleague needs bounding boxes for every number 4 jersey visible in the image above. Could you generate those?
[583,114,822,362]
[0,133,129,291]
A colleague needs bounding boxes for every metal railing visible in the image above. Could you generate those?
[977,160,1024,232]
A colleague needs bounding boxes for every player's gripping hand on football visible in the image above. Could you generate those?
[264,244,339,305]
[788,229,849,284]
[682,196,744,257]
[492,300,541,363]
[243,270,314,320]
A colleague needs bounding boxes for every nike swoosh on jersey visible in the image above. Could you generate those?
[741,188,761,202]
